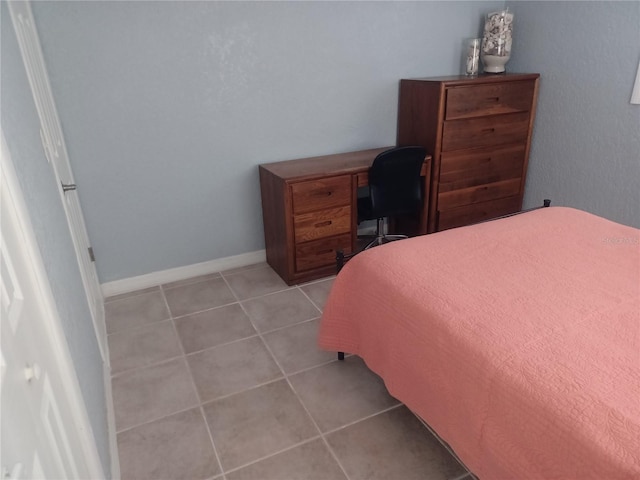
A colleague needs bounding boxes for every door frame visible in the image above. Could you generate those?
[7,0,108,363]
[1,132,117,478]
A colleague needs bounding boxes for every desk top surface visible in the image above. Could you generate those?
[261,146,429,182]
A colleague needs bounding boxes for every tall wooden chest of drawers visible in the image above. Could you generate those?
[397,73,539,232]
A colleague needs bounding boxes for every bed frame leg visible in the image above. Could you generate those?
[338,352,344,361]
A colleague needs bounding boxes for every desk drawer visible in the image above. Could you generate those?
[437,195,521,231]
[295,234,352,272]
[442,112,530,152]
[445,81,535,120]
[294,206,351,243]
[439,145,525,192]
[438,178,521,210]
[291,176,351,215]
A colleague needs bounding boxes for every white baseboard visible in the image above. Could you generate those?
[101,249,266,297]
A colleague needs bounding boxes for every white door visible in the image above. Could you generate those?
[7,0,108,363]
[0,136,104,479]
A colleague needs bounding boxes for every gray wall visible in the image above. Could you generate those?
[1,3,110,475]
[506,1,640,227]
[30,0,502,282]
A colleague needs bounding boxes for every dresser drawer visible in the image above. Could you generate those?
[294,206,351,243]
[438,178,521,210]
[437,195,521,231]
[439,145,525,192]
[295,234,352,272]
[291,176,351,215]
[445,81,535,120]
[442,112,530,152]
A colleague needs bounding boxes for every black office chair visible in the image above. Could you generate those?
[358,146,426,250]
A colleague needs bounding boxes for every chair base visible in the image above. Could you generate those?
[360,217,409,250]
[363,234,408,250]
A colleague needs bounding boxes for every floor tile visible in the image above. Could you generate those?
[105,289,170,334]
[326,406,467,480]
[187,336,282,402]
[220,262,268,276]
[226,439,346,480]
[300,278,335,310]
[108,319,183,374]
[263,319,335,374]
[104,286,160,303]
[163,277,236,317]
[223,266,288,300]
[289,356,399,432]
[117,407,220,480]
[241,288,320,333]
[162,272,222,290]
[175,303,256,354]
[202,379,317,471]
[112,357,199,431]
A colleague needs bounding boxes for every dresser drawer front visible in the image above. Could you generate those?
[445,81,535,120]
[442,112,530,152]
[438,178,521,210]
[294,206,351,243]
[295,234,352,272]
[439,145,525,193]
[437,195,521,231]
[291,176,351,215]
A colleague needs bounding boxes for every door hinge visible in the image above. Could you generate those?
[88,247,95,262]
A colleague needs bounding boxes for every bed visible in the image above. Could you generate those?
[318,206,640,479]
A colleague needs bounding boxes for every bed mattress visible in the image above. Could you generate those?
[318,207,640,479]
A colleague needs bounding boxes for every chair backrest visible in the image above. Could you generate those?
[368,146,426,218]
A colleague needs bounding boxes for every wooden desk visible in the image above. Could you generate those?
[259,147,432,285]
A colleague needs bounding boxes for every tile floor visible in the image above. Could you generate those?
[105,263,473,480]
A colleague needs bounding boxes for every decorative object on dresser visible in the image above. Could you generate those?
[397,73,540,232]
[259,148,432,285]
[481,9,514,73]
[464,38,481,76]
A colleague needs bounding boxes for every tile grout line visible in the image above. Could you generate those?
[321,403,403,437]
[199,376,286,406]
[110,351,185,379]
[107,268,335,477]
[252,285,358,480]
[449,473,474,480]
[169,299,242,321]
[110,270,467,479]
[297,283,326,314]
[258,314,321,336]
[219,266,296,302]
[160,284,227,480]
[221,435,322,476]
[112,270,390,479]
[104,285,162,304]
[109,297,325,382]
[114,401,201,436]
[415,414,473,477]
[231,282,353,480]
[161,273,223,291]
[112,314,330,380]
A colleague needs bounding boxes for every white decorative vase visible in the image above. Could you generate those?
[481,10,514,73]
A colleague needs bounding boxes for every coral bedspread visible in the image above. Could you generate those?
[318,207,640,479]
